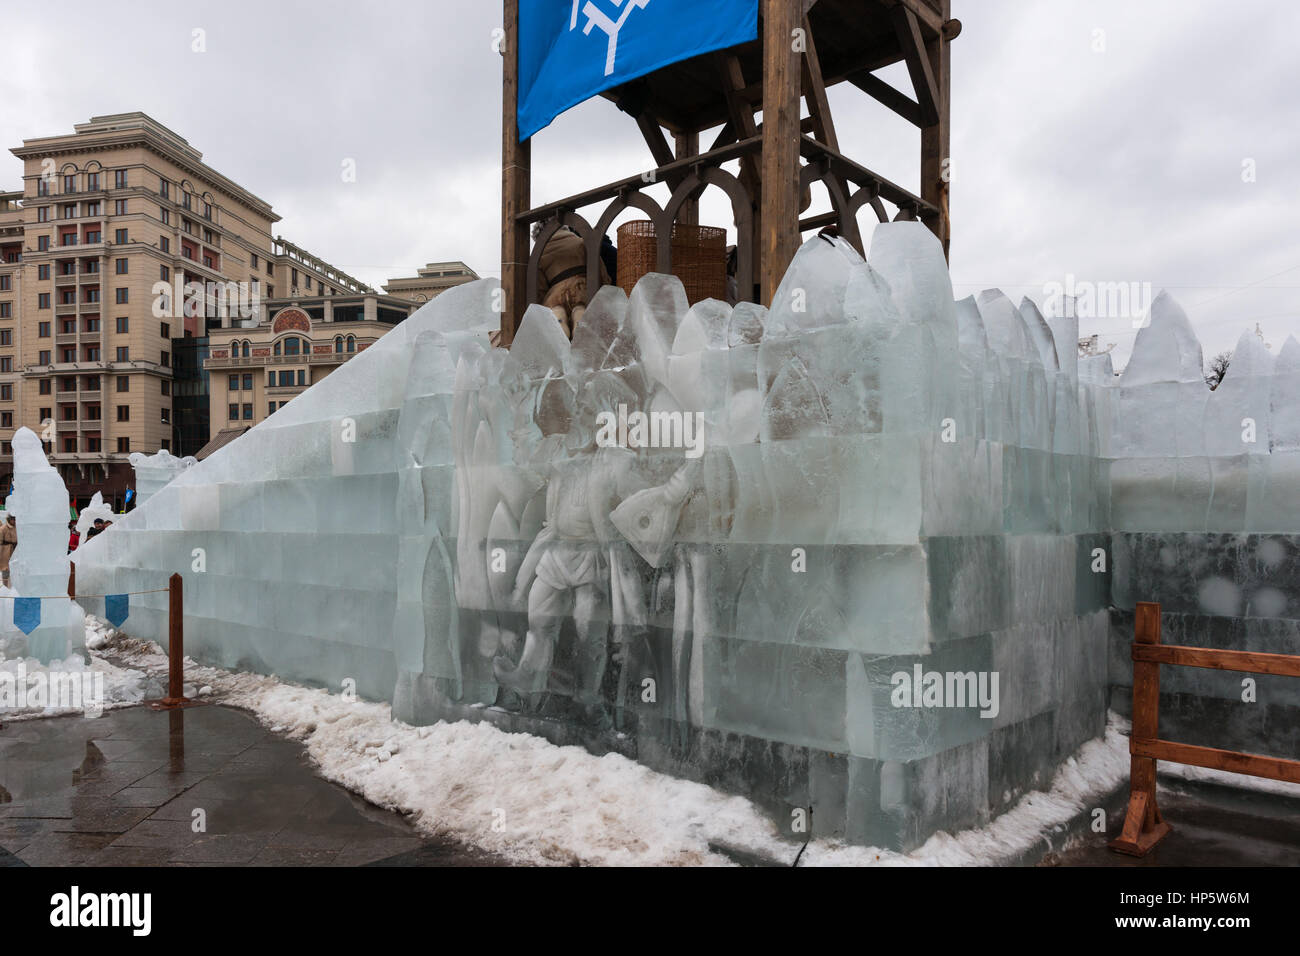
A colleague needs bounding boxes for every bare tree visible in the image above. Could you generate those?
[1205,351,1232,390]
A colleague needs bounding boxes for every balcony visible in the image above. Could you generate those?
[55,418,78,432]
[55,302,78,316]
[55,332,79,345]
[55,273,78,287]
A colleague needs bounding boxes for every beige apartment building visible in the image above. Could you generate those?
[203,284,416,446]
[383,261,478,304]
[0,113,449,508]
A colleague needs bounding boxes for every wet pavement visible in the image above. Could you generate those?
[1044,778,1300,866]
[0,704,505,867]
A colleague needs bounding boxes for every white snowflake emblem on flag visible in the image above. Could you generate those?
[572,0,653,77]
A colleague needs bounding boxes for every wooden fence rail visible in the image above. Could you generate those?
[1109,600,1300,856]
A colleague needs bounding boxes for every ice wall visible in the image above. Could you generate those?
[74,223,1130,850]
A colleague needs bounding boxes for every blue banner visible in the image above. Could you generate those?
[519,0,759,140]
[105,593,130,628]
[14,597,40,635]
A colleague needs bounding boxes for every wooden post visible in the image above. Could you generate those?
[500,0,531,346]
[1109,601,1173,856]
[760,0,802,305]
[674,132,700,226]
[920,2,953,259]
[166,572,184,705]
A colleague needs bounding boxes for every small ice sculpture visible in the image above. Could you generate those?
[128,449,197,509]
[75,492,115,538]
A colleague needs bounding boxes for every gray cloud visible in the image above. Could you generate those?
[3,0,1296,369]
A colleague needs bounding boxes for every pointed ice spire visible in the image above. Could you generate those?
[975,289,1034,361]
[1018,297,1061,371]
[1119,291,1204,386]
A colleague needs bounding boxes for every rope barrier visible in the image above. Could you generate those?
[1,587,171,600]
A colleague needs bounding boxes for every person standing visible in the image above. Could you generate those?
[67,520,80,554]
[0,515,16,587]
[535,224,610,339]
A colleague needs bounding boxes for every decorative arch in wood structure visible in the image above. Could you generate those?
[501,0,959,346]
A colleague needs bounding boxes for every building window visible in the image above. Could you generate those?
[228,374,240,391]
[61,405,77,421]
[241,341,250,358]
[160,350,170,367]
[115,170,128,189]
[84,288,99,303]
[242,403,253,420]
[0,412,10,428]
[85,229,101,244]
[37,293,50,309]
[285,338,299,356]
[160,265,170,281]
[116,346,129,361]
[39,379,51,395]
[228,403,238,420]
[38,236,49,251]
[63,437,77,453]
[38,321,50,337]
[203,202,212,220]
[116,317,129,333]
[0,304,9,319]
[266,261,273,277]
[37,350,50,365]
[182,192,191,210]
[161,208,170,225]
[115,288,128,304]
[116,405,129,422]
[346,335,356,352]
[251,253,259,269]
[160,236,170,253]
[115,257,128,274]
[87,172,100,191]
[37,179,49,197]
[267,372,275,387]
[159,178,169,198]
[268,402,276,416]
[241,373,252,391]
[84,346,100,361]
[86,436,101,452]
[117,437,130,453]
[114,228,127,244]
[62,347,75,362]
[161,380,170,396]
[86,201,101,216]
[39,407,51,422]
[85,317,100,332]
[64,175,77,193]
[115,199,127,215]
[84,259,98,274]
[84,404,100,420]
[160,407,170,425]
[37,264,50,280]
[37,206,50,223]
[0,358,9,373]
[296,369,306,387]
[273,342,281,356]
[0,385,10,401]
[62,204,76,219]
[116,376,129,392]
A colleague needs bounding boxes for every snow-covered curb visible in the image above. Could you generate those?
[65,619,1147,867]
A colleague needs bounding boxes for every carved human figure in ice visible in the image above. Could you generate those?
[494,378,696,712]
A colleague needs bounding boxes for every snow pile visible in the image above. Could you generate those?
[92,623,1131,867]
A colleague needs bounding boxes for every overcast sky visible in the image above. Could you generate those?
[4,0,1297,369]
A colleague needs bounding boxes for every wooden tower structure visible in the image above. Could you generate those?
[500,0,960,345]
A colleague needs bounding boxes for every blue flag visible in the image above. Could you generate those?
[519,0,759,140]
[105,593,130,628]
[14,598,40,635]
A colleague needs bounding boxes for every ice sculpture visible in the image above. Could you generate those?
[71,219,1300,851]
[128,448,197,509]
[4,428,86,663]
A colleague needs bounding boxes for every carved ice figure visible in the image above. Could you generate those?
[4,427,86,663]
[128,448,196,509]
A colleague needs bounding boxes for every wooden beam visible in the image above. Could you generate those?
[1133,643,1300,678]
[846,69,923,126]
[500,0,529,346]
[889,4,941,128]
[761,0,802,305]
[1133,738,1300,786]
[919,0,951,258]
[878,0,945,37]
[717,50,763,300]
[674,131,700,225]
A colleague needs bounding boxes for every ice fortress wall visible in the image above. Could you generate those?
[72,222,1296,849]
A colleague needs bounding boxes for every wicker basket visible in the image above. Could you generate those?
[616,220,727,305]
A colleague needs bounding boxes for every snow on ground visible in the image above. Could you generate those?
[76,618,1141,866]
[0,619,160,720]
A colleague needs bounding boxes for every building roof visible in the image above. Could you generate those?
[195,426,250,460]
